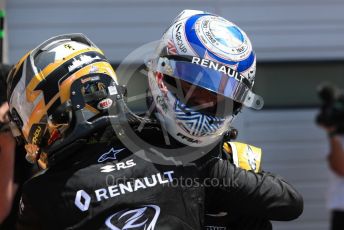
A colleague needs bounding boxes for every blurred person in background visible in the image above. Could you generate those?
[0,63,16,225]
[0,64,33,229]
[316,84,344,230]
[326,131,344,230]
[0,101,16,225]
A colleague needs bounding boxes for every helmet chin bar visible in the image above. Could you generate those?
[47,107,122,166]
[46,76,154,167]
[46,76,125,166]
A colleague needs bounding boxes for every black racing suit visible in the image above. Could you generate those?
[204,147,273,230]
[16,126,303,230]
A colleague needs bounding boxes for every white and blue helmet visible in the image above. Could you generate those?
[147,10,263,147]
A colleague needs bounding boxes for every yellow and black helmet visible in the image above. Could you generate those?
[7,33,123,168]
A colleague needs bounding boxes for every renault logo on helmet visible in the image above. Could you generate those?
[191,56,243,83]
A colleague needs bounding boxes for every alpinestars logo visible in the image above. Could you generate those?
[98,148,125,163]
[105,205,160,230]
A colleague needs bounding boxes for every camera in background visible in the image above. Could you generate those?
[316,84,344,134]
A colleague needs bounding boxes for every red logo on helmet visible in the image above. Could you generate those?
[97,98,113,110]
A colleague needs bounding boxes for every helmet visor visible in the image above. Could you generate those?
[162,74,241,118]
[154,55,263,110]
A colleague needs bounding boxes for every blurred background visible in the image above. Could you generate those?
[3,0,344,229]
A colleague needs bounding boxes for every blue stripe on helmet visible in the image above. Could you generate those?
[185,14,208,57]
[237,51,255,72]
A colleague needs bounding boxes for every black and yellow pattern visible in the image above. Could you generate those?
[7,34,118,167]
[223,141,262,173]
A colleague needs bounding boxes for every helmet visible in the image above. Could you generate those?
[7,33,121,168]
[147,10,263,147]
